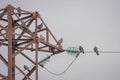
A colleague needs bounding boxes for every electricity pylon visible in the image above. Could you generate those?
[0,5,64,80]
[0,4,105,80]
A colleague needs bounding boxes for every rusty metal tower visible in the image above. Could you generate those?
[0,4,104,80]
[0,5,65,80]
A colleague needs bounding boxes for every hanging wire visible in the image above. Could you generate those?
[14,52,79,76]
[14,54,53,76]
[41,46,84,76]
[38,48,120,76]
[85,51,120,53]
[42,57,77,76]
[2,47,120,78]
[14,57,77,76]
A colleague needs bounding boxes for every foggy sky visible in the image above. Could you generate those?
[0,0,120,80]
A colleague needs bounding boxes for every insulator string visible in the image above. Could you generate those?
[2,50,120,78]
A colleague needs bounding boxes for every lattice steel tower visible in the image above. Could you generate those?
[0,4,102,80]
[0,5,65,80]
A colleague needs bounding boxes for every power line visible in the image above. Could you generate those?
[14,56,77,76]
[1,50,120,76]
[85,51,120,53]
[1,49,120,79]
[42,57,77,76]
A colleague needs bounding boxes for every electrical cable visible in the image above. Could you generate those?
[14,54,54,76]
[14,54,78,76]
[3,50,120,78]
[85,51,120,53]
[42,56,78,76]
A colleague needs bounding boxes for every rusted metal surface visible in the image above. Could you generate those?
[7,5,13,80]
[0,4,64,80]
[0,73,7,79]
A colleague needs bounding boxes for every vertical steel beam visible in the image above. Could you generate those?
[46,29,49,43]
[7,5,13,80]
[35,42,39,80]
[35,12,39,80]
[12,18,15,80]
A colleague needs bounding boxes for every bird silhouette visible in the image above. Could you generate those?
[23,65,30,71]
[94,46,99,55]
[79,46,84,54]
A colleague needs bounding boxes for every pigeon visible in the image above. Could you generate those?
[37,23,43,29]
[79,46,84,54]
[23,65,30,71]
[18,7,21,16]
[94,46,99,55]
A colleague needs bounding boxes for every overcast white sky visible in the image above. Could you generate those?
[0,0,120,80]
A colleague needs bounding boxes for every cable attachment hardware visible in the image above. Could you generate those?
[38,55,51,66]
[66,46,84,57]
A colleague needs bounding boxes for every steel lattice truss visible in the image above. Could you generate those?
[0,5,64,80]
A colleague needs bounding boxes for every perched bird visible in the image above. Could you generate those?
[79,46,84,54]
[58,38,63,44]
[94,46,99,55]
[23,65,30,71]
[40,35,45,41]
[37,23,43,30]
[17,7,21,16]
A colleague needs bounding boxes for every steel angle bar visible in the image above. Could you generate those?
[12,41,34,58]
